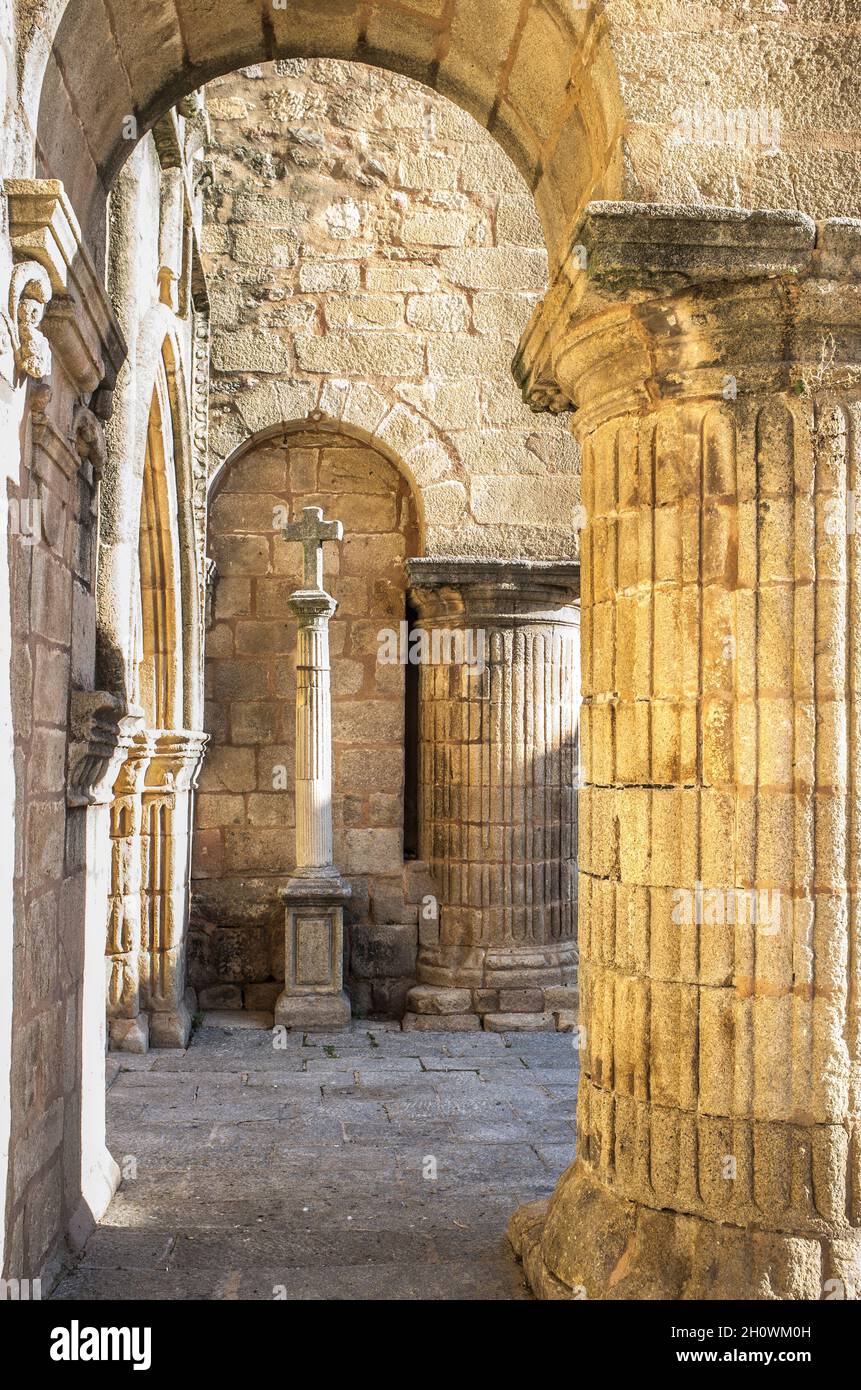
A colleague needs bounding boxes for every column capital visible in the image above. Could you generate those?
[288,589,338,623]
[407,557,580,625]
[142,729,209,791]
[515,200,861,430]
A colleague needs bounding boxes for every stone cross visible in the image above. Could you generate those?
[274,499,351,1031]
[282,505,343,591]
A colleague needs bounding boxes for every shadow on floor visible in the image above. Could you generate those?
[52,1019,579,1300]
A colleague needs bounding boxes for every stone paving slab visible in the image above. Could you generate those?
[53,1020,578,1301]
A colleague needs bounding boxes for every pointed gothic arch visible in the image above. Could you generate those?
[105,330,207,1053]
[136,356,183,729]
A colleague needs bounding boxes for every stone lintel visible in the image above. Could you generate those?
[5,178,127,403]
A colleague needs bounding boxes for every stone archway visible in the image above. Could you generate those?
[33,0,624,271]
[4,0,860,1303]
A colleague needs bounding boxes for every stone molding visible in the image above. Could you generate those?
[407,557,580,624]
[141,728,209,793]
[66,691,145,808]
[4,179,126,408]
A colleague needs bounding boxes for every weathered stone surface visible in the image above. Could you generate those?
[7,1,860,1310]
[402,1012,481,1032]
[274,989,351,1030]
[498,989,545,1013]
[406,985,472,1015]
[408,560,580,1023]
[484,1013,555,1033]
[509,204,861,1302]
[350,923,417,980]
[198,984,243,1011]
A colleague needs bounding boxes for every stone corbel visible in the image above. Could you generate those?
[73,400,107,484]
[67,691,145,808]
[4,179,126,414]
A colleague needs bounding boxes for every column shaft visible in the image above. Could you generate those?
[509,202,861,1300]
[293,610,334,871]
[406,559,580,1029]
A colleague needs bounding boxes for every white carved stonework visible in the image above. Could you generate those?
[0,259,53,385]
[275,506,351,1031]
[67,690,144,808]
[107,727,207,1053]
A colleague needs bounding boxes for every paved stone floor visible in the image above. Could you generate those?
[53,1016,579,1300]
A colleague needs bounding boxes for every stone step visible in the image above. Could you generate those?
[401,1012,481,1032]
[483,1012,556,1032]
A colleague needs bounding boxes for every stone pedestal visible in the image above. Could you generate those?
[274,542,351,1030]
[403,559,580,1030]
[276,871,351,1030]
[508,202,861,1300]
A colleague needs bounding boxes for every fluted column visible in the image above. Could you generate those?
[292,592,337,871]
[404,559,580,1030]
[509,203,861,1300]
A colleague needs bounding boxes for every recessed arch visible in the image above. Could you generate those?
[194,419,422,1005]
[98,308,202,724]
[34,0,625,268]
[209,409,441,555]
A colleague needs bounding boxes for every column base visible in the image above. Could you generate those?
[510,1164,861,1301]
[108,1013,150,1053]
[274,989,351,1031]
[404,981,577,1031]
[69,1146,122,1252]
[149,989,196,1049]
[278,871,351,1030]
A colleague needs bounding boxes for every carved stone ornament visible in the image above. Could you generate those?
[0,259,53,386]
[73,401,107,477]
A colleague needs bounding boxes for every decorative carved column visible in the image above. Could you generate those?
[106,726,149,1052]
[275,507,351,1030]
[509,202,861,1300]
[140,730,208,1047]
[404,559,580,1030]
[107,727,207,1051]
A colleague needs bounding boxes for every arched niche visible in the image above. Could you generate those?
[190,421,420,1011]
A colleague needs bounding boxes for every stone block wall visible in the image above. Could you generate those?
[201,58,581,561]
[191,429,420,1014]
